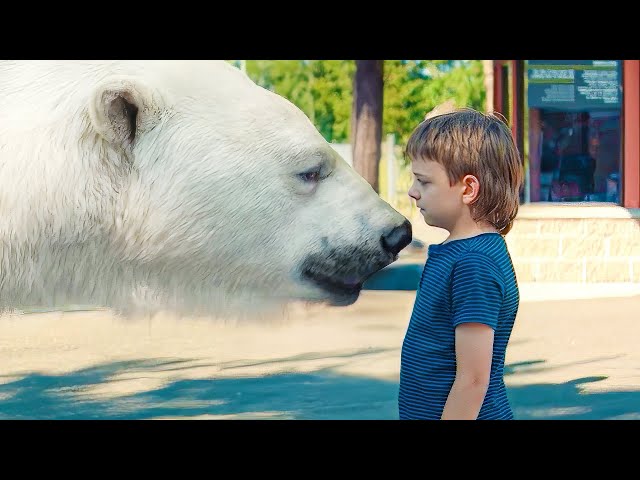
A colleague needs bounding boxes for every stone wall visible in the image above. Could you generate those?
[409,204,640,283]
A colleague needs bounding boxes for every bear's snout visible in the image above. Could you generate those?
[380,220,412,257]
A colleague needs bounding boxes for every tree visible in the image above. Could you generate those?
[382,60,487,150]
[421,60,486,118]
[382,60,433,147]
[307,61,355,142]
[351,60,384,193]
[233,59,487,173]
[237,60,355,143]
[483,60,494,113]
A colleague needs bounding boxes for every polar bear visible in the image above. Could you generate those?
[0,60,411,318]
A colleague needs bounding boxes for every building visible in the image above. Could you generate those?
[489,60,640,283]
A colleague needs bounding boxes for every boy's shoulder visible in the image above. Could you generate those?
[427,233,510,282]
[428,233,508,262]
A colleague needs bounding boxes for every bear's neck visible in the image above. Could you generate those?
[0,236,287,320]
[0,237,133,314]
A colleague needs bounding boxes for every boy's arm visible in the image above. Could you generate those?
[441,253,504,420]
[441,322,494,419]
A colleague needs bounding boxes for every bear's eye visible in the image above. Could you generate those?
[298,169,321,183]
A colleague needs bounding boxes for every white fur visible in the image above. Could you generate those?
[0,60,409,319]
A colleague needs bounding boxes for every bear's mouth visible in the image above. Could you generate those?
[301,268,363,305]
[300,249,393,306]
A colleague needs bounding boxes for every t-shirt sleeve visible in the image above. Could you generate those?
[450,253,505,330]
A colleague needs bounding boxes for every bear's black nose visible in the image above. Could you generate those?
[380,220,412,256]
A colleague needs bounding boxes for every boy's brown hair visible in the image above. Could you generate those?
[405,107,524,235]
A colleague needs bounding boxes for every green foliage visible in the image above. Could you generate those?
[229,60,355,143]
[226,60,486,155]
[308,60,356,143]
[382,60,432,148]
[383,60,486,151]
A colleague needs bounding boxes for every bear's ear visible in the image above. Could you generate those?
[89,76,165,149]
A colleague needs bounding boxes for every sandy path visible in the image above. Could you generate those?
[1,290,639,419]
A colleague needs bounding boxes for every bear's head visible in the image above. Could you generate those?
[0,61,411,318]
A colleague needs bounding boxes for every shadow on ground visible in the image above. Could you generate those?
[0,358,399,420]
[1,357,638,419]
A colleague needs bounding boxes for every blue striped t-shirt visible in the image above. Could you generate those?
[398,232,519,420]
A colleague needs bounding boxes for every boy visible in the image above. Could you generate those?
[398,107,523,420]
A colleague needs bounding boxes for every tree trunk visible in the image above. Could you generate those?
[351,60,384,193]
[483,60,494,113]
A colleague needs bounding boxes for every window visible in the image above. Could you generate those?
[526,60,623,203]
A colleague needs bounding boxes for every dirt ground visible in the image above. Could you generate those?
[1,287,639,420]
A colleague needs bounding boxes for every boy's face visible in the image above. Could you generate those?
[408,158,464,232]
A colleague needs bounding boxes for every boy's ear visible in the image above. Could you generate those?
[461,174,481,205]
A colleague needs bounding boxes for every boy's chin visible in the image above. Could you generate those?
[419,209,432,223]
[420,212,444,231]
